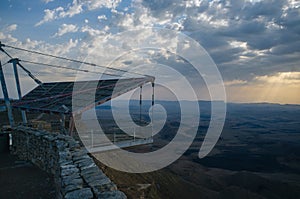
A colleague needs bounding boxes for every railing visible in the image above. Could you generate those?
[79,126,153,152]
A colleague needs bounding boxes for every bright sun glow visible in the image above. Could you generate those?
[226,72,300,104]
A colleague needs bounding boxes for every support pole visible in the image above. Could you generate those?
[9,58,27,124]
[0,61,15,127]
[151,82,155,138]
[151,82,154,106]
[139,86,142,126]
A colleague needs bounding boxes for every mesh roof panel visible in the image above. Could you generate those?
[13,77,153,115]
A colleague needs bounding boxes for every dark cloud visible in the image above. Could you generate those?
[142,0,183,18]
[210,46,243,64]
[271,40,300,55]
[139,0,300,81]
[241,0,284,20]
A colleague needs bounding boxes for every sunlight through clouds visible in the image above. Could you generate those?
[255,72,300,85]
[226,72,300,104]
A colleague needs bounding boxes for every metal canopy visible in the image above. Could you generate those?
[12,77,154,115]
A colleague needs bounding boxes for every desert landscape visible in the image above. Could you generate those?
[92,100,300,199]
[1,100,300,199]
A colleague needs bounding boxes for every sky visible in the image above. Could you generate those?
[0,0,299,104]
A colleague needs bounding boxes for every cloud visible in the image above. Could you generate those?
[42,0,54,3]
[21,1,300,79]
[6,24,17,32]
[225,79,248,86]
[178,1,300,79]
[36,0,122,26]
[254,72,300,85]
[74,0,300,81]
[53,24,78,37]
[58,0,83,18]
[86,0,122,10]
[71,0,291,103]
[97,15,107,21]
[81,25,108,36]
[3,0,300,104]
[35,7,63,26]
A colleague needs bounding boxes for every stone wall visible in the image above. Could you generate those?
[11,126,127,199]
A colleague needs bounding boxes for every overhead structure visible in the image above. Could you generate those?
[0,42,155,151]
[12,77,154,115]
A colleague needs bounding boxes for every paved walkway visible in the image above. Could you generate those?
[0,152,56,199]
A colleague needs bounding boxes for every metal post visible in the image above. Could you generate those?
[139,86,142,126]
[151,82,155,106]
[9,58,27,124]
[151,82,155,138]
[0,61,15,127]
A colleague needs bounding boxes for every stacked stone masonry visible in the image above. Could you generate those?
[11,126,127,199]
